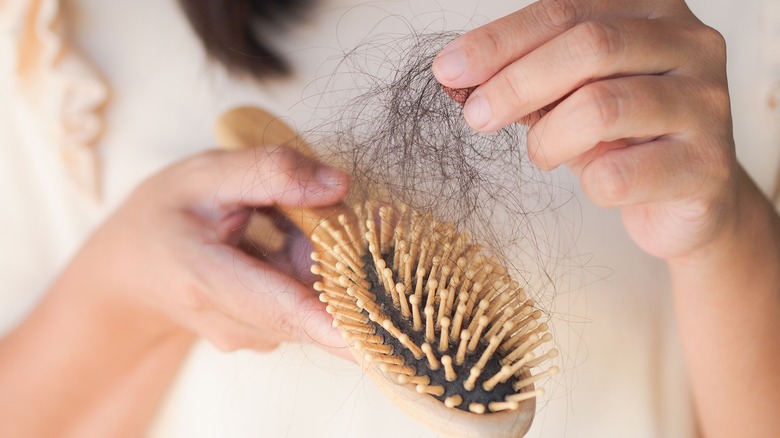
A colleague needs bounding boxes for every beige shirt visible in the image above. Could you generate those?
[1,0,777,436]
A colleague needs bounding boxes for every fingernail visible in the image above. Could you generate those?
[306,311,348,349]
[433,45,467,81]
[315,165,348,189]
[463,93,492,129]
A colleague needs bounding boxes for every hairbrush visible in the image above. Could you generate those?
[215,106,558,438]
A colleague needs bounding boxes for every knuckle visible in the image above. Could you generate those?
[496,69,527,110]
[526,120,555,170]
[180,149,225,174]
[272,309,295,340]
[581,83,622,131]
[698,25,727,61]
[700,82,731,118]
[167,149,228,187]
[209,333,248,353]
[584,156,631,206]
[568,21,619,66]
[202,316,262,353]
[700,140,735,185]
[264,146,302,176]
[177,258,215,311]
[535,0,582,31]
[180,283,208,311]
[255,146,312,201]
[687,80,731,142]
[469,26,503,61]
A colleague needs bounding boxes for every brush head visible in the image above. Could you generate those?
[213,106,556,437]
[312,202,556,436]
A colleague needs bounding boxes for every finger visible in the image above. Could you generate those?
[190,308,281,353]
[297,299,354,362]
[526,75,695,170]
[462,18,692,131]
[577,137,727,208]
[432,0,652,88]
[201,244,348,351]
[238,212,320,283]
[171,146,349,211]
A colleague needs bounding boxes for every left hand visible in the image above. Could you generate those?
[68,147,353,358]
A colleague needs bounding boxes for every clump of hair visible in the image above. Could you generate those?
[302,31,567,301]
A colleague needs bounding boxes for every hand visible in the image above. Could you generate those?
[68,146,353,358]
[433,0,737,260]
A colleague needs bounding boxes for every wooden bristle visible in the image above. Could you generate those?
[396,283,410,317]
[332,320,375,335]
[399,374,430,385]
[441,355,457,382]
[444,395,463,408]
[417,384,446,397]
[468,403,486,414]
[380,363,415,376]
[506,388,545,404]
[357,341,393,356]
[455,330,470,365]
[488,401,519,412]
[422,342,440,370]
[410,294,422,331]
[513,366,560,391]
[318,202,556,414]
[467,316,489,353]
[526,348,559,368]
[438,317,450,352]
[425,306,435,342]
[373,354,405,366]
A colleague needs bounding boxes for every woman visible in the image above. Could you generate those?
[1,0,777,436]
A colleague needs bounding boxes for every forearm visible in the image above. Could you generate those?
[669,167,780,437]
[0,258,195,437]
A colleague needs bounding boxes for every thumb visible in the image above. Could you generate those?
[296,301,355,363]
[203,243,353,361]
[171,147,350,211]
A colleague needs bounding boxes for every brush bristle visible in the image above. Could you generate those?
[313,203,556,414]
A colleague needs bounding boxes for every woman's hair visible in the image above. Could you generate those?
[178,0,315,78]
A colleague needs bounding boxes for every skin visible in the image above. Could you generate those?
[1,0,778,436]
[433,0,780,436]
[0,146,352,436]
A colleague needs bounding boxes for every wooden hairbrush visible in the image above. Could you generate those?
[215,106,558,438]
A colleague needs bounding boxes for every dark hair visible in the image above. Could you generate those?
[179,0,315,79]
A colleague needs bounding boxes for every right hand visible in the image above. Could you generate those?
[433,0,738,261]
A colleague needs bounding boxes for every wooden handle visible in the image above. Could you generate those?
[215,106,313,156]
[215,106,341,239]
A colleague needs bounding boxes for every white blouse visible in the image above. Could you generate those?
[0,0,777,437]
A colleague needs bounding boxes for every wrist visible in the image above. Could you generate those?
[667,166,777,276]
[50,244,195,346]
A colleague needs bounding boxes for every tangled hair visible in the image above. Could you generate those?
[300,32,573,300]
[178,0,579,301]
[179,0,316,78]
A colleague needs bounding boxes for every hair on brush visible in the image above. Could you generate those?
[216,29,561,438]
[216,104,558,437]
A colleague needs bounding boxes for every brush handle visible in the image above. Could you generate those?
[215,106,340,239]
[214,106,536,438]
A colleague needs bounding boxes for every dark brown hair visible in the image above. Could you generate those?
[179,0,315,78]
